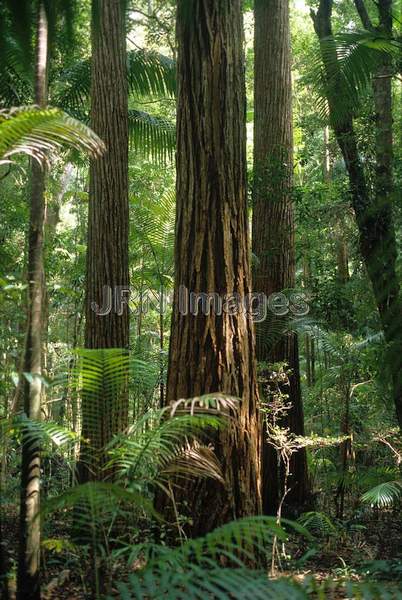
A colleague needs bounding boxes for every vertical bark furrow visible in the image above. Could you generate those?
[79,0,129,482]
[253,0,308,514]
[164,0,261,535]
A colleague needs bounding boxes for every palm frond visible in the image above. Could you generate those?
[127,50,176,98]
[131,191,175,289]
[110,516,310,599]
[41,482,156,550]
[160,441,224,483]
[128,109,175,163]
[0,106,104,164]
[169,394,239,418]
[56,49,176,112]
[0,413,77,450]
[361,480,402,508]
[306,30,401,125]
[54,58,91,112]
[131,190,175,254]
[111,568,308,600]
[297,511,338,537]
[106,407,226,484]
[0,35,33,107]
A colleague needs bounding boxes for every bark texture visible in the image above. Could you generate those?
[252,0,308,514]
[17,3,48,598]
[164,0,261,535]
[79,0,129,481]
[312,0,402,429]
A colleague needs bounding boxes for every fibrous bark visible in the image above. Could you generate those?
[79,0,129,482]
[253,0,308,514]
[163,0,261,535]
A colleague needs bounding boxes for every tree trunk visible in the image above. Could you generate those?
[17,2,48,598]
[303,258,315,387]
[162,0,261,536]
[312,0,402,429]
[78,0,129,482]
[253,0,308,515]
[370,0,402,424]
[323,127,350,283]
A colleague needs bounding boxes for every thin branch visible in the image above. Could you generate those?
[353,0,374,30]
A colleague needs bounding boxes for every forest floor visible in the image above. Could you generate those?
[2,504,402,598]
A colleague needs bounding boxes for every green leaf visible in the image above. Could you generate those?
[0,106,104,164]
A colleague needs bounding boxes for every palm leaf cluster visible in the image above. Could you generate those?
[297,511,338,537]
[131,190,175,289]
[0,0,177,162]
[0,412,77,449]
[107,407,225,489]
[361,479,402,508]
[0,106,104,164]
[44,349,234,506]
[112,569,308,600]
[305,31,401,125]
[53,50,176,162]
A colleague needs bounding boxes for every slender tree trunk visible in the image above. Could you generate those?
[303,258,315,387]
[324,127,350,283]
[78,0,129,482]
[161,0,261,536]
[253,0,308,515]
[312,0,402,429]
[17,3,48,598]
[369,0,402,423]
[323,126,349,283]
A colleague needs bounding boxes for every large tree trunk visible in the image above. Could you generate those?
[17,3,48,598]
[162,0,261,536]
[312,0,402,429]
[78,0,129,482]
[369,0,401,420]
[252,0,308,515]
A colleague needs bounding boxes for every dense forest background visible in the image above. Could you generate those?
[0,0,401,598]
